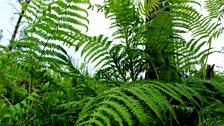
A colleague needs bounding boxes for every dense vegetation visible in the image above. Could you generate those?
[0,0,224,125]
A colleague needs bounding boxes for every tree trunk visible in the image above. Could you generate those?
[144,0,175,80]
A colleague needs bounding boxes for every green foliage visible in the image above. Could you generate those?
[202,100,224,125]
[77,35,112,68]
[175,39,215,74]
[78,0,221,82]
[205,0,224,20]
[0,0,223,125]
[185,78,224,125]
[204,0,224,40]
[76,81,201,126]
[13,0,89,75]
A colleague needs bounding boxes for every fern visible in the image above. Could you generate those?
[142,1,220,76]
[78,0,150,81]
[13,0,89,75]
[76,81,201,126]
[175,39,216,73]
[76,35,112,68]
[204,0,224,40]
[79,0,221,81]
[205,0,224,20]
[172,2,223,45]
[185,78,224,125]
[202,100,224,126]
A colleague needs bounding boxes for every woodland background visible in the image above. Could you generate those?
[0,0,224,126]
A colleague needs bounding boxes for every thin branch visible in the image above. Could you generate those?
[0,94,13,106]
[9,0,30,51]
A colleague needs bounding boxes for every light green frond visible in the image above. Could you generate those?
[14,0,89,74]
[77,35,113,68]
[175,38,215,72]
[76,81,201,125]
[205,0,224,19]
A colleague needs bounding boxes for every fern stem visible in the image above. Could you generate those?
[31,1,73,93]
[0,94,13,106]
[197,109,202,126]
[149,60,159,80]
[102,70,120,86]
[169,111,173,126]
[129,58,135,81]
[111,54,127,82]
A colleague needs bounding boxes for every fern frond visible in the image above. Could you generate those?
[202,100,224,125]
[103,0,144,41]
[205,0,224,20]
[172,2,223,43]
[76,81,201,125]
[14,0,89,74]
[138,0,163,20]
[175,38,215,72]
